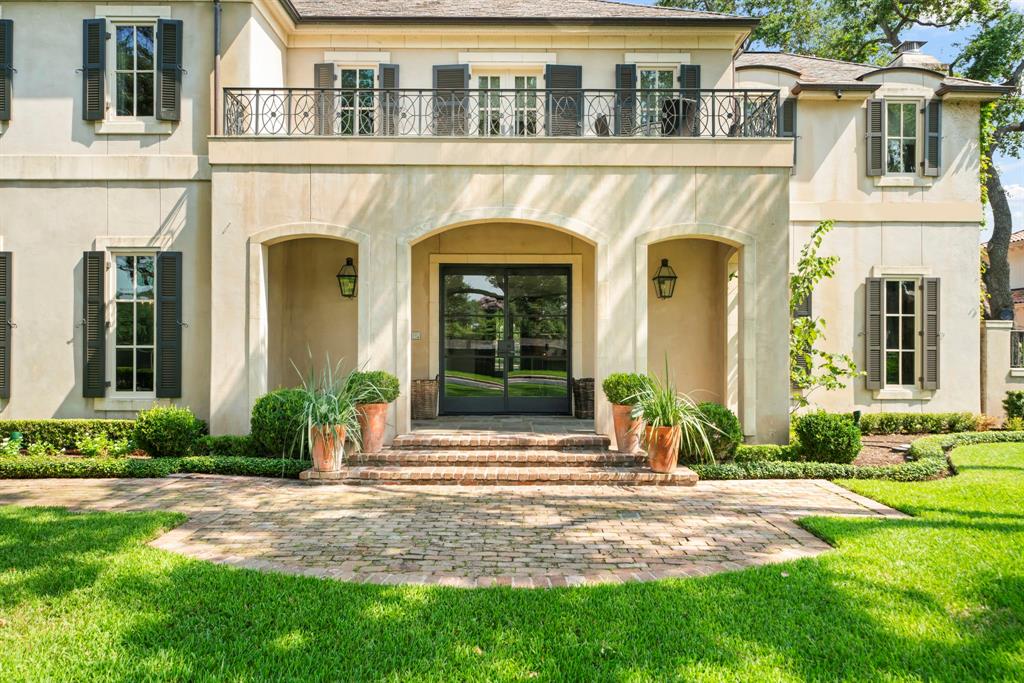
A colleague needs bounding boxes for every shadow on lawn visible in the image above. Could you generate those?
[2,507,1022,681]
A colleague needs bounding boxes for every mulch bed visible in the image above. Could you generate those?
[855,434,926,467]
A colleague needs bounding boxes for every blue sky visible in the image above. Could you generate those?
[623,0,1024,238]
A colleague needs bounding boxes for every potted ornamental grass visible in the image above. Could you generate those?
[293,357,363,472]
[631,366,714,473]
[601,372,653,453]
[350,370,401,454]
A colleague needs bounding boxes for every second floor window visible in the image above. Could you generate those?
[339,67,374,135]
[886,102,917,174]
[639,68,675,135]
[476,73,538,137]
[114,24,155,118]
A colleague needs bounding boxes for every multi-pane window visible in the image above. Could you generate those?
[339,68,374,135]
[478,75,501,136]
[514,76,538,136]
[114,254,156,393]
[639,68,674,135]
[476,74,538,136]
[886,102,917,174]
[884,279,917,386]
[114,24,155,117]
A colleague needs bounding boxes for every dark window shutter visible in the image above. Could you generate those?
[866,99,885,176]
[82,19,106,121]
[679,64,701,90]
[779,97,797,173]
[792,289,812,386]
[0,20,12,122]
[544,64,582,136]
[156,251,182,398]
[379,63,399,136]
[923,100,942,177]
[922,277,940,390]
[614,63,636,136]
[0,253,11,399]
[156,19,183,122]
[865,277,883,390]
[313,62,335,135]
[82,251,106,397]
[679,64,701,136]
[433,64,469,135]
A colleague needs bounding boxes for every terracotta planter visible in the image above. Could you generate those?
[310,425,346,472]
[357,402,389,454]
[645,425,681,474]
[611,403,642,453]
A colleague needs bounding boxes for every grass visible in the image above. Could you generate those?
[0,444,1022,680]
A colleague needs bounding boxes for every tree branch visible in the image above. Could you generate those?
[994,121,1024,141]
[1005,59,1024,88]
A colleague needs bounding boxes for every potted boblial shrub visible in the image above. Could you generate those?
[601,372,653,453]
[631,367,714,473]
[350,370,400,454]
[294,358,363,472]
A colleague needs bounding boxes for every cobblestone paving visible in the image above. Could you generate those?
[0,475,905,588]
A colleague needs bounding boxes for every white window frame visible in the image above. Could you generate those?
[885,99,921,176]
[637,66,676,136]
[473,69,541,137]
[882,276,921,389]
[109,250,158,398]
[103,18,158,122]
[334,64,377,136]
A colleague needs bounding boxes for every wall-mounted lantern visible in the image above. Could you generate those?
[652,258,677,299]
[336,257,358,298]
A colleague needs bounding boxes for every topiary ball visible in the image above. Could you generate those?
[697,402,743,460]
[794,411,862,464]
[250,388,308,457]
[133,406,203,458]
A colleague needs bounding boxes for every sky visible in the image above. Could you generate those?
[622,0,1024,240]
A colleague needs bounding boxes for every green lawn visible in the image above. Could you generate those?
[1,445,1022,681]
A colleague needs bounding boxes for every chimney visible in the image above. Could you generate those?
[888,41,948,73]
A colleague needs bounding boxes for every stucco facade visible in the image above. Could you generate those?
[0,0,1008,445]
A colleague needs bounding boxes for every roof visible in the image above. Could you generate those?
[280,0,757,24]
[736,51,1011,93]
[1011,230,1024,246]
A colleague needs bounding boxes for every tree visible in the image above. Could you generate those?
[789,220,860,409]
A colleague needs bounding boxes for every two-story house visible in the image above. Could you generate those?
[0,0,1009,445]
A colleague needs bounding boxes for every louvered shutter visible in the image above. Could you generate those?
[156,251,182,398]
[433,64,469,135]
[921,278,940,389]
[792,289,812,384]
[379,63,399,136]
[679,64,701,136]
[82,252,106,397]
[614,63,636,136]
[923,100,942,177]
[780,97,797,173]
[865,277,883,390]
[866,99,885,176]
[82,19,106,121]
[0,20,12,122]
[314,62,335,135]
[156,19,183,121]
[0,253,11,399]
[545,64,582,136]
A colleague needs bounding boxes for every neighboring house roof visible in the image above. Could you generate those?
[736,51,1012,95]
[280,0,758,25]
[1010,230,1024,246]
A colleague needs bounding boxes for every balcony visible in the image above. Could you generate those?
[223,87,781,139]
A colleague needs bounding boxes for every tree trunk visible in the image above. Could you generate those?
[984,158,1014,319]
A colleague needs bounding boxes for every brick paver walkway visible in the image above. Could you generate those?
[0,475,904,588]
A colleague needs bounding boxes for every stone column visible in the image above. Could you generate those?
[981,320,1015,418]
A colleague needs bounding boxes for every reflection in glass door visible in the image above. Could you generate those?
[440,265,571,414]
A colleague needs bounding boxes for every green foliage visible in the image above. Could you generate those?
[133,406,203,458]
[630,362,715,464]
[601,372,654,406]
[25,441,62,458]
[733,443,800,463]
[790,221,860,409]
[1004,390,1024,419]
[1005,416,1024,431]
[0,434,22,457]
[251,388,308,457]
[76,432,133,458]
[697,402,743,459]
[349,370,401,404]
[857,412,981,435]
[293,357,364,454]
[794,411,862,464]
[0,455,306,479]
[0,419,135,450]
[193,435,258,458]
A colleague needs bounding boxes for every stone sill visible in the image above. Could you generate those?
[873,175,934,188]
[93,397,171,412]
[1010,368,1024,378]
[95,119,174,136]
[872,387,935,401]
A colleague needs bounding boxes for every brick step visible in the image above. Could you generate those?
[349,449,645,467]
[301,465,698,486]
[390,433,611,450]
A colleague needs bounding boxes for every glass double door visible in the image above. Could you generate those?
[440,265,571,414]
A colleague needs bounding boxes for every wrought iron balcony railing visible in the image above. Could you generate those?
[223,87,781,139]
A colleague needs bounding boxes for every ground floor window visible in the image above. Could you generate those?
[113,253,156,393]
[884,278,917,386]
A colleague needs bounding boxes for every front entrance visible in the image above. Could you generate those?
[440,264,571,414]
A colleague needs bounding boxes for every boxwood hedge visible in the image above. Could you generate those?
[0,420,135,450]
[0,455,307,480]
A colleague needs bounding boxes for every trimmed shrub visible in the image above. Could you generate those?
[697,402,743,460]
[1003,391,1024,420]
[857,412,981,435]
[0,419,134,450]
[133,406,203,458]
[349,370,401,404]
[601,373,654,406]
[194,434,258,458]
[76,432,133,457]
[1005,417,1024,432]
[0,455,305,480]
[26,441,62,457]
[795,411,862,464]
[251,388,308,457]
[733,443,801,463]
